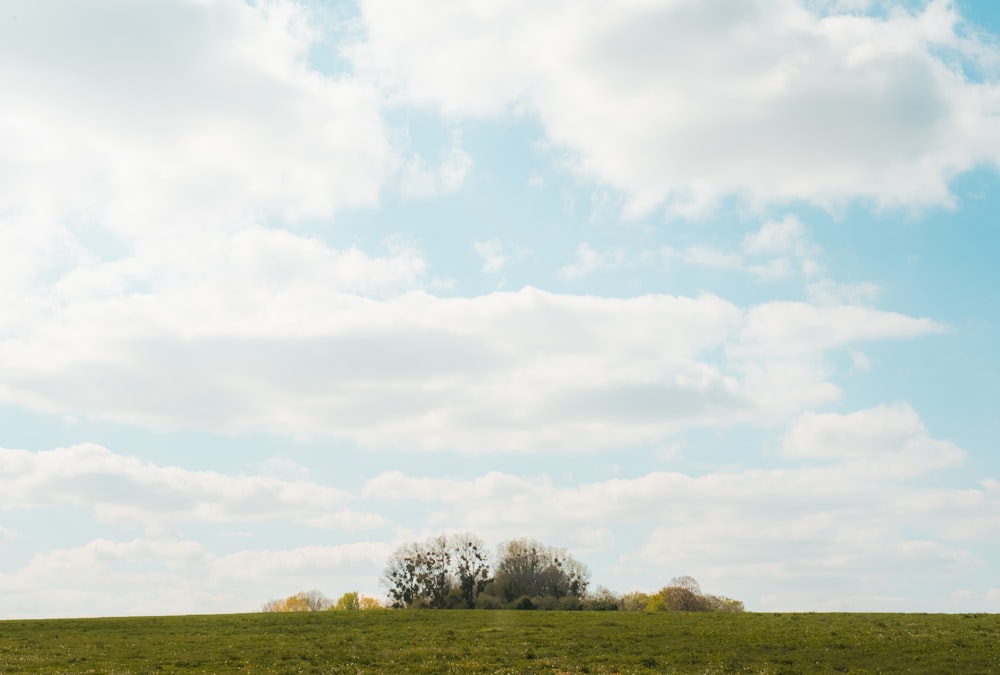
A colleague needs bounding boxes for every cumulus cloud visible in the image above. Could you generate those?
[0,0,390,239]
[472,238,534,278]
[807,279,882,306]
[0,443,384,531]
[0,0,418,352]
[473,238,509,274]
[559,215,830,283]
[0,286,945,452]
[741,216,822,278]
[398,132,473,198]
[558,243,628,280]
[782,403,966,477]
[352,0,1000,215]
[0,538,392,618]
[733,302,944,358]
[682,215,823,279]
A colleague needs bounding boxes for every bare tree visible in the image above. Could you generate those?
[491,538,590,603]
[260,590,331,612]
[450,533,491,607]
[381,533,490,608]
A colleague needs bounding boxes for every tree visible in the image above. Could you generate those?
[669,576,702,596]
[382,539,443,608]
[381,533,490,609]
[620,591,651,611]
[359,595,384,610]
[300,589,334,611]
[490,538,590,604]
[658,584,707,611]
[260,598,284,612]
[704,594,745,613]
[641,577,744,612]
[586,586,621,611]
[450,533,491,607]
[334,591,361,611]
[261,590,332,612]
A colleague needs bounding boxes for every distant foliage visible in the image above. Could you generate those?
[487,538,590,605]
[585,586,620,611]
[334,591,361,611]
[262,590,383,612]
[260,590,332,612]
[359,595,384,610]
[334,592,383,611]
[381,534,593,610]
[263,541,744,613]
[617,576,745,613]
[381,535,744,612]
[382,533,491,609]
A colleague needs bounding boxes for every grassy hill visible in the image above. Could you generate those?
[1,610,998,673]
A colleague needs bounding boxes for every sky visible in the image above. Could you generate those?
[1,0,1000,618]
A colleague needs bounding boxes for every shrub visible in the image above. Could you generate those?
[586,586,620,611]
[513,596,536,610]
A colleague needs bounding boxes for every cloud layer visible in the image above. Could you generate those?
[0,286,943,451]
[2,417,995,617]
[0,0,390,236]
[354,0,1000,215]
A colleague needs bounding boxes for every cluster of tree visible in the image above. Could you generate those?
[261,589,382,612]
[590,576,745,613]
[382,533,743,612]
[382,534,590,609]
[261,536,743,614]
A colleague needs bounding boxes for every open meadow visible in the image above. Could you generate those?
[0,611,998,674]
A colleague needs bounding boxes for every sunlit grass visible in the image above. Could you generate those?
[0,611,998,673]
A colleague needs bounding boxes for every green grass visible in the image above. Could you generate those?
[0,611,998,674]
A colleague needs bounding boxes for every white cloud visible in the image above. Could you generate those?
[733,302,945,359]
[0,289,943,452]
[807,279,882,306]
[398,131,473,198]
[849,349,872,372]
[0,0,390,262]
[743,216,808,256]
[352,0,1000,215]
[680,215,823,280]
[558,243,628,280]
[782,403,966,477]
[0,538,392,618]
[561,215,827,282]
[473,238,509,274]
[0,0,530,381]
[0,443,384,532]
[678,245,744,272]
[0,0,417,382]
[742,215,822,278]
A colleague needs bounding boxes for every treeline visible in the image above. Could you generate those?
[380,533,743,612]
[382,534,589,610]
[261,590,383,612]
[591,577,744,613]
[262,533,743,613]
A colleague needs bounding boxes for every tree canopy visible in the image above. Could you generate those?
[380,533,739,612]
[382,533,491,609]
[264,534,743,613]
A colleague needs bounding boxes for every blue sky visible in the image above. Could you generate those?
[1,0,999,617]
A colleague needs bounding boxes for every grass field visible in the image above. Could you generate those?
[1,610,998,674]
